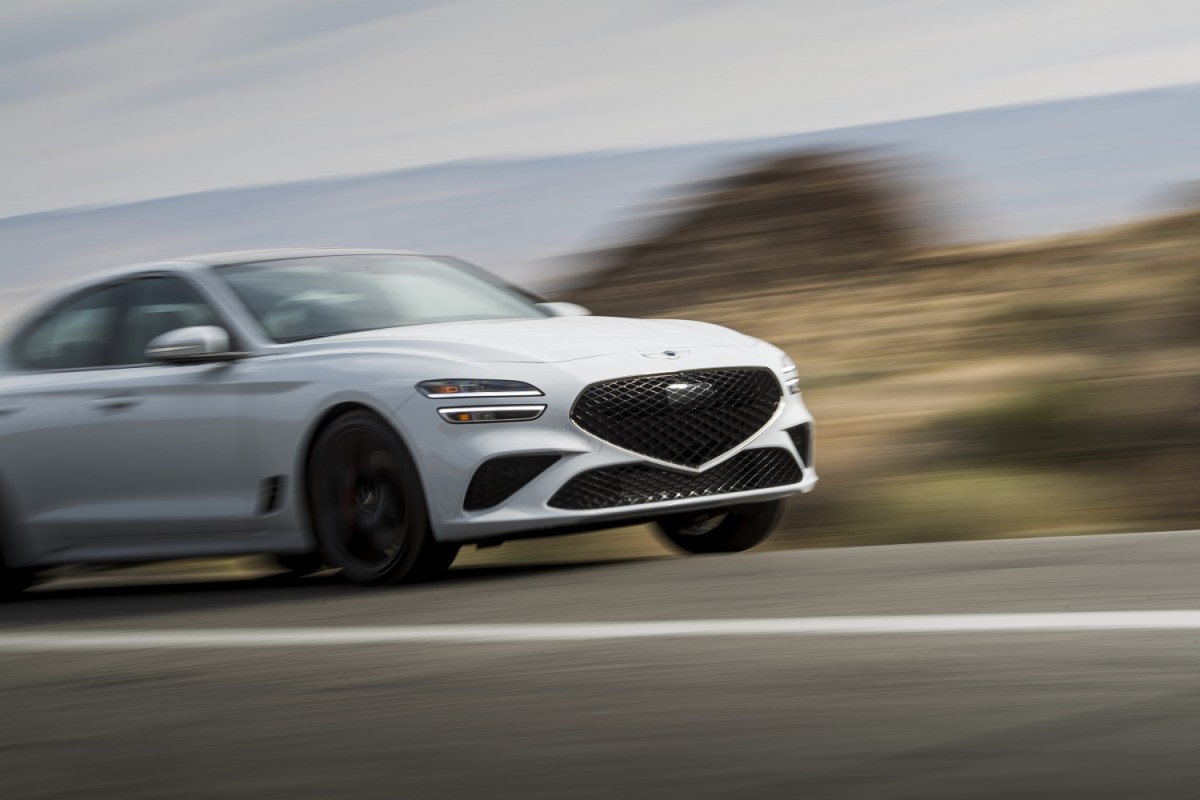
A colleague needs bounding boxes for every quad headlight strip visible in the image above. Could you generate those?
[418,380,547,424]
[780,355,800,395]
[416,379,543,398]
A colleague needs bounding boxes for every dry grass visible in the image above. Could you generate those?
[655,213,1200,547]
[465,210,1199,564]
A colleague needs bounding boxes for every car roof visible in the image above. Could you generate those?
[14,248,434,319]
[176,247,430,267]
[68,247,432,284]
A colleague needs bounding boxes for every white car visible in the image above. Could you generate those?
[0,249,816,591]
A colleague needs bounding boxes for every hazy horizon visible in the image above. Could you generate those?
[5,0,1200,219]
[2,79,1197,224]
[2,81,1200,315]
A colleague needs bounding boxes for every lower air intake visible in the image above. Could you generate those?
[785,422,812,467]
[464,454,560,511]
[548,448,801,511]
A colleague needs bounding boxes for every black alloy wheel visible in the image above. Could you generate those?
[307,411,456,584]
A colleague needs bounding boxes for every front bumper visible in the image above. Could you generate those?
[397,349,818,543]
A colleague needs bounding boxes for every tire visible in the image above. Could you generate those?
[406,541,460,583]
[655,499,785,554]
[0,505,35,601]
[306,410,435,585]
[269,552,327,578]
[0,565,34,601]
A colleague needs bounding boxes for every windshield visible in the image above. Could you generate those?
[215,254,546,342]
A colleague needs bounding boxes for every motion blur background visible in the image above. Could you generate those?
[3,0,1199,554]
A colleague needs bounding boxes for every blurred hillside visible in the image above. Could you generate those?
[576,151,925,316]
[571,152,1200,547]
[4,83,1200,321]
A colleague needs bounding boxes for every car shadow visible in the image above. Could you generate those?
[0,557,663,626]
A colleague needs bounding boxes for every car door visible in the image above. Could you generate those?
[4,275,254,556]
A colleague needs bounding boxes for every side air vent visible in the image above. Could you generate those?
[257,475,287,515]
[464,454,561,511]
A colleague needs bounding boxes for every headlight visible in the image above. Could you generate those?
[416,379,544,398]
[780,355,800,395]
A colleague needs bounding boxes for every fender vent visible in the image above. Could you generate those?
[257,476,286,515]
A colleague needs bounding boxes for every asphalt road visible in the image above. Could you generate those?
[3,530,1200,799]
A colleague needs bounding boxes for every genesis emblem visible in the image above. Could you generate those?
[642,349,688,360]
[665,381,714,409]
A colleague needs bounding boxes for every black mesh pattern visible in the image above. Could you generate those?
[570,368,782,468]
[549,448,801,511]
[464,454,560,511]
[785,422,812,467]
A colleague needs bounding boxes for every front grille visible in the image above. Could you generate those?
[570,368,782,469]
[549,448,801,511]
[464,454,560,511]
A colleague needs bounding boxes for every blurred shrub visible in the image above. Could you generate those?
[854,468,1107,543]
[928,385,1106,468]
[929,376,1200,472]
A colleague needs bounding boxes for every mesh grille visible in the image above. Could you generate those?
[464,454,560,511]
[570,368,782,468]
[786,422,812,467]
[549,448,801,511]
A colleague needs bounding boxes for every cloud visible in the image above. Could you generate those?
[0,1,145,70]
[244,0,450,46]
[2,0,1200,218]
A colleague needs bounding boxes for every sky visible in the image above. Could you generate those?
[3,0,1200,220]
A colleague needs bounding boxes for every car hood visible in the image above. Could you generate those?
[304,316,760,363]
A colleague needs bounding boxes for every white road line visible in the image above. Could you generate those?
[4,611,1200,650]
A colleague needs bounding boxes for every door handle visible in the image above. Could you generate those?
[0,405,21,417]
[90,395,145,412]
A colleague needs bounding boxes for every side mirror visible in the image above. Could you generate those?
[537,301,592,317]
[145,326,243,364]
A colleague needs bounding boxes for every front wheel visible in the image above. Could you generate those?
[269,552,327,579]
[0,529,35,601]
[406,541,460,583]
[655,500,785,554]
[307,411,437,585]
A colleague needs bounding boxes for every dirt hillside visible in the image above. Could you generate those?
[576,151,924,317]
[569,152,1200,547]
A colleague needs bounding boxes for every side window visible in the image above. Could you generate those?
[14,285,125,370]
[115,277,221,365]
